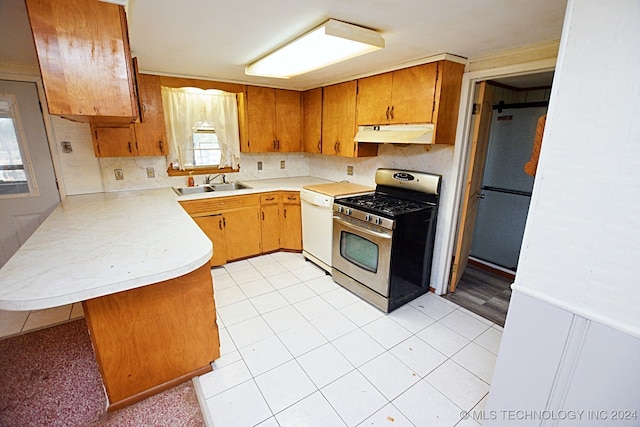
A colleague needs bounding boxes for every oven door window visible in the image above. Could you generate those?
[340,231,378,273]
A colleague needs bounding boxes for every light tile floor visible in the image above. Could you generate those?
[0,251,502,426]
[0,301,84,338]
[196,252,502,427]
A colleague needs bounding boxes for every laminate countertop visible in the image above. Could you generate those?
[0,188,211,311]
[0,176,336,311]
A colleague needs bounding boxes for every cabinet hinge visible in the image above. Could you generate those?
[451,263,458,273]
[472,103,481,115]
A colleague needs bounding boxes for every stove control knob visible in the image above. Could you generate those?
[375,217,383,225]
[338,206,344,213]
[365,214,372,222]
[346,208,352,215]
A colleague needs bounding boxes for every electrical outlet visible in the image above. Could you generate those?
[61,141,72,153]
[114,169,124,180]
[280,160,285,169]
[146,167,155,178]
[257,161,263,170]
[347,165,354,176]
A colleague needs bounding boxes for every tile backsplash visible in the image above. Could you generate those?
[51,118,454,200]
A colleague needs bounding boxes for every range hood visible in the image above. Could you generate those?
[354,124,435,144]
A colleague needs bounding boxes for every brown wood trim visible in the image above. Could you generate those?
[167,166,239,177]
[468,258,516,281]
[107,365,212,412]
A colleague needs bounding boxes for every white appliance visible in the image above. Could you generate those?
[300,188,334,272]
[301,183,373,272]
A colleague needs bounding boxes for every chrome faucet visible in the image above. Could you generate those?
[205,174,226,184]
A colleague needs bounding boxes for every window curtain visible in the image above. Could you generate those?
[161,86,241,169]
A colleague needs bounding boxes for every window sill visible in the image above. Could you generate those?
[166,166,239,177]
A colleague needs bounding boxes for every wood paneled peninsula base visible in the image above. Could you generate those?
[83,262,219,411]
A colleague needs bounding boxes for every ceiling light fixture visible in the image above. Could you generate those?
[245,19,385,79]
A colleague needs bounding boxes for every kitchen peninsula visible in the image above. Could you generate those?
[0,187,218,411]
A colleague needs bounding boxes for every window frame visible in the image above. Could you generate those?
[0,93,38,198]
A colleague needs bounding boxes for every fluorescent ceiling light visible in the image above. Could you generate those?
[245,19,384,79]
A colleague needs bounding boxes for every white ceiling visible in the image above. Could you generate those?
[3,0,567,90]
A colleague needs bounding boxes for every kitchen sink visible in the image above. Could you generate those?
[173,182,250,195]
[210,182,250,191]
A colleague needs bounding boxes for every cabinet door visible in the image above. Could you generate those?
[134,74,168,156]
[322,81,357,157]
[275,89,302,152]
[224,207,261,261]
[260,193,281,253]
[281,192,302,250]
[246,86,276,152]
[302,88,323,153]
[356,72,393,125]
[92,124,137,157]
[193,215,226,267]
[390,62,438,124]
[25,0,138,122]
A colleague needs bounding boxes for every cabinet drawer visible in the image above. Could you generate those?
[180,194,260,216]
[282,192,300,203]
[260,193,281,205]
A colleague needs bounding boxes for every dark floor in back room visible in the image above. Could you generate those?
[443,263,513,327]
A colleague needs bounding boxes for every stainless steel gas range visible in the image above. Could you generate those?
[331,168,441,312]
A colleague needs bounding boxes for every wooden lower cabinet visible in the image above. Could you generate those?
[193,215,226,267]
[260,193,281,253]
[224,207,262,261]
[83,262,219,411]
[180,191,302,266]
[282,192,302,250]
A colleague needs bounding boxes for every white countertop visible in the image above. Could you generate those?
[174,176,333,201]
[0,176,334,311]
[0,187,212,311]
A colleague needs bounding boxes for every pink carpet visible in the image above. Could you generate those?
[0,319,205,426]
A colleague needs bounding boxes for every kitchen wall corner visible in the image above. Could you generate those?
[50,117,104,195]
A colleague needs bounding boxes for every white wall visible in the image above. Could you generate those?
[485,0,640,423]
[515,0,640,337]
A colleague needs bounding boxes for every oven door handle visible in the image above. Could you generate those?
[333,215,393,240]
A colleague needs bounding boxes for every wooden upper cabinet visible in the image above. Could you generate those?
[92,124,137,157]
[245,86,301,152]
[356,60,464,145]
[25,0,139,123]
[302,88,323,154]
[356,62,438,125]
[431,60,465,146]
[134,74,168,156]
[323,81,377,158]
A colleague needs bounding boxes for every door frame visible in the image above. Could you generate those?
[435,58,557,295]
[0,71,66,200]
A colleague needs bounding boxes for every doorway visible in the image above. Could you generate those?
[0,79,60,268]
[446,72,553,325]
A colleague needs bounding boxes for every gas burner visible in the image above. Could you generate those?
[336,193,432,217]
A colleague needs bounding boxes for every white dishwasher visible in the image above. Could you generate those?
[301,183,373,272]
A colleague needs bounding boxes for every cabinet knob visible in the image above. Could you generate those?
[159,140,164,153]
[219,219,223,230]
[390,105,394,120]
[385,106,390,120]
[317,141,321,152]
[127,142,132,153]
[284,209,287,218]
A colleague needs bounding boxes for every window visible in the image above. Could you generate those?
[0,95,35,196]
[192,122,222,167]
[161,86,241,176]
